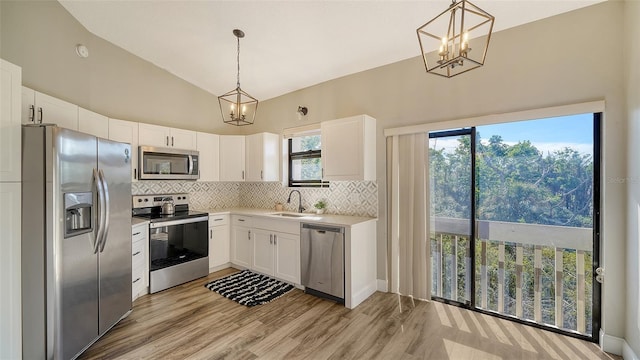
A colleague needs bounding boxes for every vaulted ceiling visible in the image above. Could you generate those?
[59,0,604,101]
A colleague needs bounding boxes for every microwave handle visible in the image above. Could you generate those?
[188,155,194,175]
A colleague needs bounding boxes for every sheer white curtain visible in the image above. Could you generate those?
[387,133,431,300]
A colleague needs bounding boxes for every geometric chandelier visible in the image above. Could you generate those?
[417,0,494,78]
[218,29,258,126]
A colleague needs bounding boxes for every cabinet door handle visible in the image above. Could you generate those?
[261,170,263,180]
[214,218,223,222]
[238,219,245,222]
[134,168,137,180]
[29,105,35,122]
[166,136,169,146]
[133,232,141,236]
[210,229,213,238]
[248,230,251,240]
[38,107,43,123]
[133,277,141,284]
[269,234,273,245]
[242,170,245,180]
[133,251,141,256]
[274,235,277,245]
[171,136,174,147]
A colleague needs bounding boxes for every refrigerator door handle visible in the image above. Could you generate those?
[98,169,111,252]
[94,169,105,254]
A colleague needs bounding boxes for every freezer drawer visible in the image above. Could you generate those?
[300,223,345,301]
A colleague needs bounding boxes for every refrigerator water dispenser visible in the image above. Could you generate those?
[64,192,93,238]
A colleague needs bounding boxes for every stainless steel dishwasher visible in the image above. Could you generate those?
[300,223,345,303]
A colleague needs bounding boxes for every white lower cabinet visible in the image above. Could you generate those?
[131,222,149,301]
[251,218,300,284]
[208,214,230,272]
[230,215,253,269]
[252,229,275,275]
[0,182,21,359]
[273,231,300,284]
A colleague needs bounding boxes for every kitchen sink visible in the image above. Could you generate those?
[269,212,309,218]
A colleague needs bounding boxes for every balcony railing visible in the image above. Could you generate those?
[431,217,593,335]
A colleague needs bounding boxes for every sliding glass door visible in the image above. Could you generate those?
[429,129,474,306]
[428,114,600,340]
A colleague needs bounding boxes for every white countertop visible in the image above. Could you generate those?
[131,217,149,226]
[198,207,376,227]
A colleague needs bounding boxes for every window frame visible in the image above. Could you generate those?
[287,137,327,188]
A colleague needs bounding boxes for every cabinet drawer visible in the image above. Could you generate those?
[209,214,229,226]
[132,239,144,258]
[231,215,252,227]
[132,274,144,294]
[132,225,146,243]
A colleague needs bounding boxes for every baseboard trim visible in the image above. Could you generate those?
[209,263,232,273]
[600,329,624,355]
[377,279,388,292]
[349,282,377,309]
[624,340,640,360]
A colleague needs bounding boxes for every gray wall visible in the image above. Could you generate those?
[625,0,640,357]
[0,0,238,135]
[1,0,635,351]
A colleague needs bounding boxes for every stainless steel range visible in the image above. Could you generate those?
[132,193,209,293]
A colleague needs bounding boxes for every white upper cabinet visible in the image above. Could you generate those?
[219,135,245,181]
[78,107,109,138]
[321,114,376,181]
[170,127,197,150]
[1,59,22,182]
[196,132,220,182]
[108,118,139,182]
[245,132,280,182]
[22,87,78,130]
[138,123,196,150]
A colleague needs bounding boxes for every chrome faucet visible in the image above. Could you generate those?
[287,190,305,213]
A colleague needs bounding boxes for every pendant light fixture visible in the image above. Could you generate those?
[417,0,494,78]
[218,29,258,126]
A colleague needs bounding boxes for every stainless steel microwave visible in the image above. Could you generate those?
[139,146,199,180]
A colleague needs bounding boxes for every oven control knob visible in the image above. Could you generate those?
[144,199,148,202]
[137,199,142,202]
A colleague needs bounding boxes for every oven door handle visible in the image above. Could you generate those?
[149,216,209,229]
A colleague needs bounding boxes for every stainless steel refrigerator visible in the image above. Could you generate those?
[22,125,132,360]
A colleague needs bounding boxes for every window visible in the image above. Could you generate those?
[288,134,326,187]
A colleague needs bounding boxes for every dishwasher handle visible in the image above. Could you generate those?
[301,223,344,234]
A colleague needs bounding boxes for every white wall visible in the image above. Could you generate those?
[625,0,640,357]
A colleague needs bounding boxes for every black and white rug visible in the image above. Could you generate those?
[204,270,295,307]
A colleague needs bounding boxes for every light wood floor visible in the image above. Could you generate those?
[80,268,619,360]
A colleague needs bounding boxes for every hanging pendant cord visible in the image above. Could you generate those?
[236,35,241,88]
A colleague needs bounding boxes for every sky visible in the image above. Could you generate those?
[430,113,595,156]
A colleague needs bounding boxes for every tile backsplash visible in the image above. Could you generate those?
[132,181,240,210]
[132,181,378,217]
